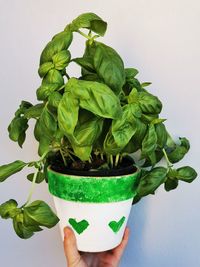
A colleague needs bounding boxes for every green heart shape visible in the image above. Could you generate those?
[68,218,89,234]
[108,216,126,233]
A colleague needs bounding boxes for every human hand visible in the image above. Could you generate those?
[63,226,130,267]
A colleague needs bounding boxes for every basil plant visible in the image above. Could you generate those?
[0,13,197,239]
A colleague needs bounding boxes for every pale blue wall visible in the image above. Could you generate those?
[0,1,200,266]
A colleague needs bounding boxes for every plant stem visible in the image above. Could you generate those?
[77,30,91,40]
[24,169,39,207]
[115,154,120,167]
[162,148,173,168]
[110,155,113,168]
[60,149,67,166]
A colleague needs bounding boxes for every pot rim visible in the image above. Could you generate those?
[47,165,140,179]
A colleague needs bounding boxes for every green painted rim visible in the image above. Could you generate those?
[48,167,140,203]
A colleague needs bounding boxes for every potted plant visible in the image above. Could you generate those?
[0,12,197,252]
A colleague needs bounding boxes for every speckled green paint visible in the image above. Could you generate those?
[108,216,126,233]
[48,168,140,203]
[68,218,89,234]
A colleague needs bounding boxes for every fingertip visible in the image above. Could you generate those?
[64,226,72,237]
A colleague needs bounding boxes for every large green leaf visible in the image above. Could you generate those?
[111,104,138,148]
[72,57,95,73]
[176,166,197,183]
[58,91,79,138]
[23,200,59,228]
[68,12,107,36]
[93,42,125,95]
[103,130,122,155]
[123,119,147,153]
[0,160,27,182]
[128,89,162,114]
[13,214,35,239]
[164,178,179,191]
[73,117,104,146]
[24,104,44,119]
[80,41,97,76]
[167,137,190,163]
[48,91,62,108]
[38,106,57,140]
[135,167,167,198]
[42,69,64,86]
[8,117,28,147]
[8,101,32,147]
[52,50,71,70]
[66,78,122,119]
[155,123,168,148]
[14,101,33,117]
[142,124,157,159]
[40,30,73,64]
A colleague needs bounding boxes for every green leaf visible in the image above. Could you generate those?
[138,91,162,114]
[36,83,61,101]
[66,78,122,119]
[0,199,20,219]
[167,137,190,163]
[176,166,197,183]
[14,101,33,117]
[125,68,139,80]
[74,117,104,146]
[103,130,122,155]
[155,123,168,148]
[141,149,164,167]
[37,68,64,101]
[142,124,157,160]
[81,73,102,82]
[42,69,64,86]
[48,91,62,108]
[8,117,28,147]
[24,104,44,119]
[38,62,54,78]
[80,41,96,76]
[72,57,95,73]
[71,145,93,161]
[40,30,73,65]
[27,172,45,184]
[164,178,179,191]
[0,160,27,182]
[93,42,125,95]
[136,167,168,197]
[141,82,152,87]
[123,119,147,153]
[23,200,59,228]
[13,214,35,239]
[71,117,104,160]
[52,50,71,70]
[111,104,138,148]
[68,12,107,36]
[58,91,79,138]
[128,89,162,114]
[38,106,57,140]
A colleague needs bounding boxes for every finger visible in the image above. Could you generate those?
[63,226,82,266]
[112,227,130,260]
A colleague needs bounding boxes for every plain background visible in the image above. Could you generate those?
[0,1,200,266]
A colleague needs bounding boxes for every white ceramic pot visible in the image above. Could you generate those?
[48,168,140,252]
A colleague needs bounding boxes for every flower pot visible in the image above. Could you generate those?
[47,165,140,252]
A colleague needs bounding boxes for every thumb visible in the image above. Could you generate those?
[63,226,82,267]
